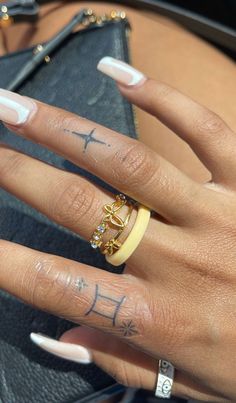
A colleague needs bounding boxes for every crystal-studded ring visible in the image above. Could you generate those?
[89,194,132,252]
[101,201,133,256]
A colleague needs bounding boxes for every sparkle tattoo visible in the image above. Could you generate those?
[85,284,126,326]
[119,320,138,337]
[75,277,88,292]
[64,128,111,152]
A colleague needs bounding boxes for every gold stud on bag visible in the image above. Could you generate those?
[0,4,13,27]
[3,7,129,91]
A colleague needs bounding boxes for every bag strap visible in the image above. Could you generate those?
[1,0,236,52]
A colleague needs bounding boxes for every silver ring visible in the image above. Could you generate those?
[155,360,175,399]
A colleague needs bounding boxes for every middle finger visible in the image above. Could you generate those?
[0,89,206,225]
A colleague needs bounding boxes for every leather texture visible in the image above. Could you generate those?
[0,20,137,403]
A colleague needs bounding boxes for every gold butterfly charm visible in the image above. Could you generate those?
[103,195,126,229]
[90,194,133,253]
[102,238,122,256]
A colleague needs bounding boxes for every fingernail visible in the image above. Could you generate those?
[0,88,37,125]
[30,332,92,364]
[97,56,146,86]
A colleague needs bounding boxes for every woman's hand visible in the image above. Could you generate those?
[0,57,236,402]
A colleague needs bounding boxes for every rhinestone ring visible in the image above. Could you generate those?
[90,194,132,253]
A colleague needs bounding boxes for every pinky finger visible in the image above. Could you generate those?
[31,327,228,403]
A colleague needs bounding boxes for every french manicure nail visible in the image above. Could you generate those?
[97,56,146,86]
[0,88,37,125]
[30,332,92,364]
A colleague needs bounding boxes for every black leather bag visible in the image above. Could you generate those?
[0,14,138,403]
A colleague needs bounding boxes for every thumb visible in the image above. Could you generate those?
[31,327,227,402]
[60,326,157,390]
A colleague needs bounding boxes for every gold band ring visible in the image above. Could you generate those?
[105,204,151,266]
[90,194,133,252]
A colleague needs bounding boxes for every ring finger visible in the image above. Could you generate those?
[0,142,172,270]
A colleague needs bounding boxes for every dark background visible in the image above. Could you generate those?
[165,0,236,29]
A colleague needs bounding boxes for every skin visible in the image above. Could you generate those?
[2,1,236,184]
[1,2,236,401]
[0,73,236,401]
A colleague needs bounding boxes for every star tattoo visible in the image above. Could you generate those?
[119,320,139,337]
[64,128,111,152]
[75,278,88,292]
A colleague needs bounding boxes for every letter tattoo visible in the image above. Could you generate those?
[85,284,125,326]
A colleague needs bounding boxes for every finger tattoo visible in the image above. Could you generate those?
[75,280,139,337]
[75,277,88,292]
[85,284,126,326]
[119,320,138,337]
[64,128,111,152]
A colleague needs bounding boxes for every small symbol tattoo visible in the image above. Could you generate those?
[85,284,126,326]
[119,320,138,337]
[75,278,88,292]
[64,128,111,152]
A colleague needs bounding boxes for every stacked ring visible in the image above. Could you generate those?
[105,204,151,266]
[90,193,151,266]
[89,194,133,253]
[101,202,133,256]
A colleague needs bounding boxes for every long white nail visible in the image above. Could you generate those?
[30,333,92,364]
[97,56,146,86]
[0,88,37,125]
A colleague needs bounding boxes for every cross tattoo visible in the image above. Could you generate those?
[85,284,126,326]
[64,128,110,152]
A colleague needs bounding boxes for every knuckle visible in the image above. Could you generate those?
[110,361,132,387]
[50,178,97,228]
[154,83,174,106]
[194,110,229,138]
[0,240,12,259]
[111,142,157,191]
[118,277,153,339]
[0,148,26,179]
[148,291,183,356]
[28,257,72,310]
[27,258,57,307]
